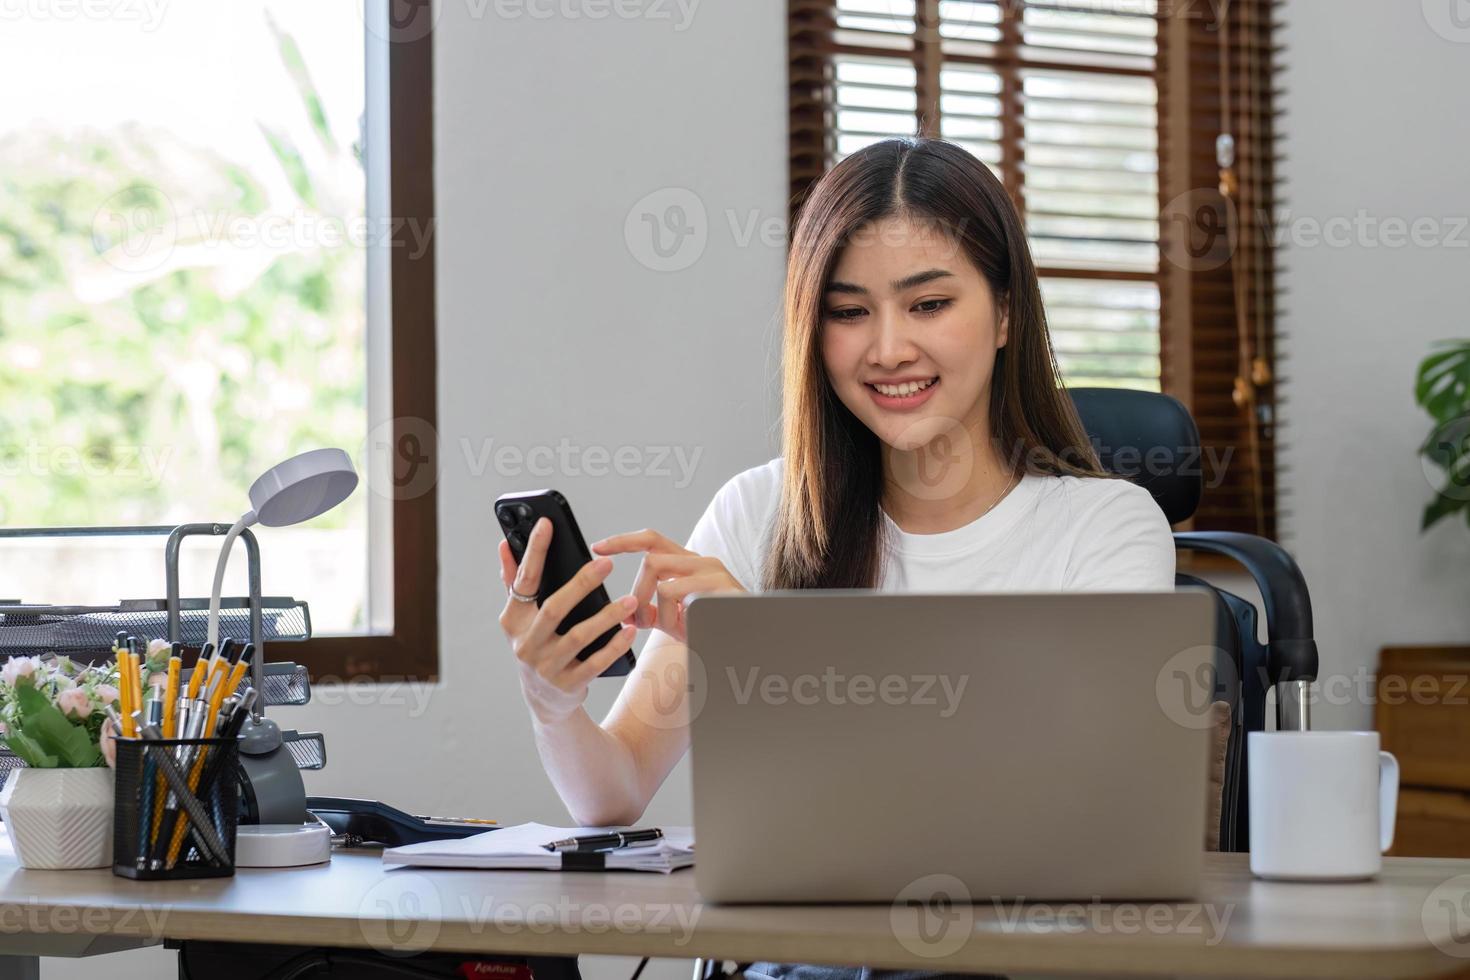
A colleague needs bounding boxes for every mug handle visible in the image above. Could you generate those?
[1379,751,1400,853]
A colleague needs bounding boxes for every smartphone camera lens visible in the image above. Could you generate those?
[513,503,533,521]
[497,508,516,530]
[507,531,525,551]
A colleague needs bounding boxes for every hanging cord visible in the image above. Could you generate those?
[1215,0,1268,536]
[1241,0,1270,535]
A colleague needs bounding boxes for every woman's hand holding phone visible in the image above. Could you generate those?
[498,518,640,725]
[590,528,745,643]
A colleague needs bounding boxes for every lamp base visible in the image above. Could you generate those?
[235,823,332,868]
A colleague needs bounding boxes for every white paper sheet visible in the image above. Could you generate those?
[382,822,694,873]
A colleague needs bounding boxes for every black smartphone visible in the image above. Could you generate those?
[494,489,635,678]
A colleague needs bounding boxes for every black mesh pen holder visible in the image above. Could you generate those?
[113,736,240,880]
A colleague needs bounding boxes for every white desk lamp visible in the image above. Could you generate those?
[205,447,359,687]
[204,448,357,868]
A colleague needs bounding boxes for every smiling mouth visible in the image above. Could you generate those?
[867,377,939,399]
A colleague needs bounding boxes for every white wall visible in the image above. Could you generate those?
[383,0,788,829]
[1276,0,1470,731]
[47,2,788,977]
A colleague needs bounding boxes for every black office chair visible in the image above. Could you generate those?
[1070,387,1320,852]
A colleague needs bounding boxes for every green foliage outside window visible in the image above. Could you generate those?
[0,19,366,531]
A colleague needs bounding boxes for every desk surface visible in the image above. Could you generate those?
[0,846,1468,978]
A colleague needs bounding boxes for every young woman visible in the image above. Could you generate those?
[497,135,1173,841]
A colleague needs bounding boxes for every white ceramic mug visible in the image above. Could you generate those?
[1248,731,1399,881]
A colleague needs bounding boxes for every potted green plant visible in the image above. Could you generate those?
[0,655,123,868]
[1415,340,1470,531]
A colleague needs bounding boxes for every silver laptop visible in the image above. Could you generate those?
[685,590,1217,904]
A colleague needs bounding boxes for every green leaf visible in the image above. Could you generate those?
[225,165,266,213]
[1422,493,1468,532]
[265,11,336,153]
[1416,344,1470,419]
[12,682,102,768]
[3,730,58,769]
[1415,345,1470,402]
[1425,386,1469,426]
[258,124,317,210]
[1421,416,1470,504]
[1449,451,1470,493]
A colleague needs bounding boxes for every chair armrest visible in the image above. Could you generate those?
[1173,531,1319,684]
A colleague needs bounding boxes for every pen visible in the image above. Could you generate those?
[136,719,230,867]
[157,696,209,869]
[139,689,164,868]
[164,685,239,869]
[196,688,253,841]
[542,828,664,853]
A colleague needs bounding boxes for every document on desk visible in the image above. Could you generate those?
[382,823,695,873]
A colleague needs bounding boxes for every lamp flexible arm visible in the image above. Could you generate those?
[206,510,258,653]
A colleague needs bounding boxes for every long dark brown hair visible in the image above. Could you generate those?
[763,137,1108,591]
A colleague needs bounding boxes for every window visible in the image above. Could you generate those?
[788,0,1280,536]
[0,0,437,676]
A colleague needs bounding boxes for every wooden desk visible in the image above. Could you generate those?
[0,846,1469,978]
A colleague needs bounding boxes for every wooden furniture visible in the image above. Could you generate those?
[1379,646,1470,858]
[2,836,1470,978]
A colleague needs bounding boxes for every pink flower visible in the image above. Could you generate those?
[147,638,170,658]
[57,687,91,719]
[95,684,119,706]
[100,717,118,769]
[0,656,41,687]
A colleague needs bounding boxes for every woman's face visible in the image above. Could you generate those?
[820,215,1007,453]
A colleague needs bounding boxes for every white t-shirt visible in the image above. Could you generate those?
[685,457,1176,593]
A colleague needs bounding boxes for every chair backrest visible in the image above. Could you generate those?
[1068,386,1313,852]
[1069,387,1202,525]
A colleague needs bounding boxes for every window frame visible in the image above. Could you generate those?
[292,5,439,682]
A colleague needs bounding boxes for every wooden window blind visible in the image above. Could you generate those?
[788,0,1280,537]
[1157,1,1279,538]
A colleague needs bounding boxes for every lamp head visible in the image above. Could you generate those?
[246,448,358,528]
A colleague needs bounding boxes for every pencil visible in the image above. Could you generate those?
[115,666,129,739]
[129,637,145,711]
[163,697,210,869]
[223,644,255,701]
[119,643,137,739]
[206,654,229,698]
[127,643,143,739]
[162,755,210,868]
[113,636,128,737]
[161,650,181,739]
[184,642,214,702]
[164,675,233,870]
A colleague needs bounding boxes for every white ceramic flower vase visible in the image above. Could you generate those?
[0,767,115,869]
